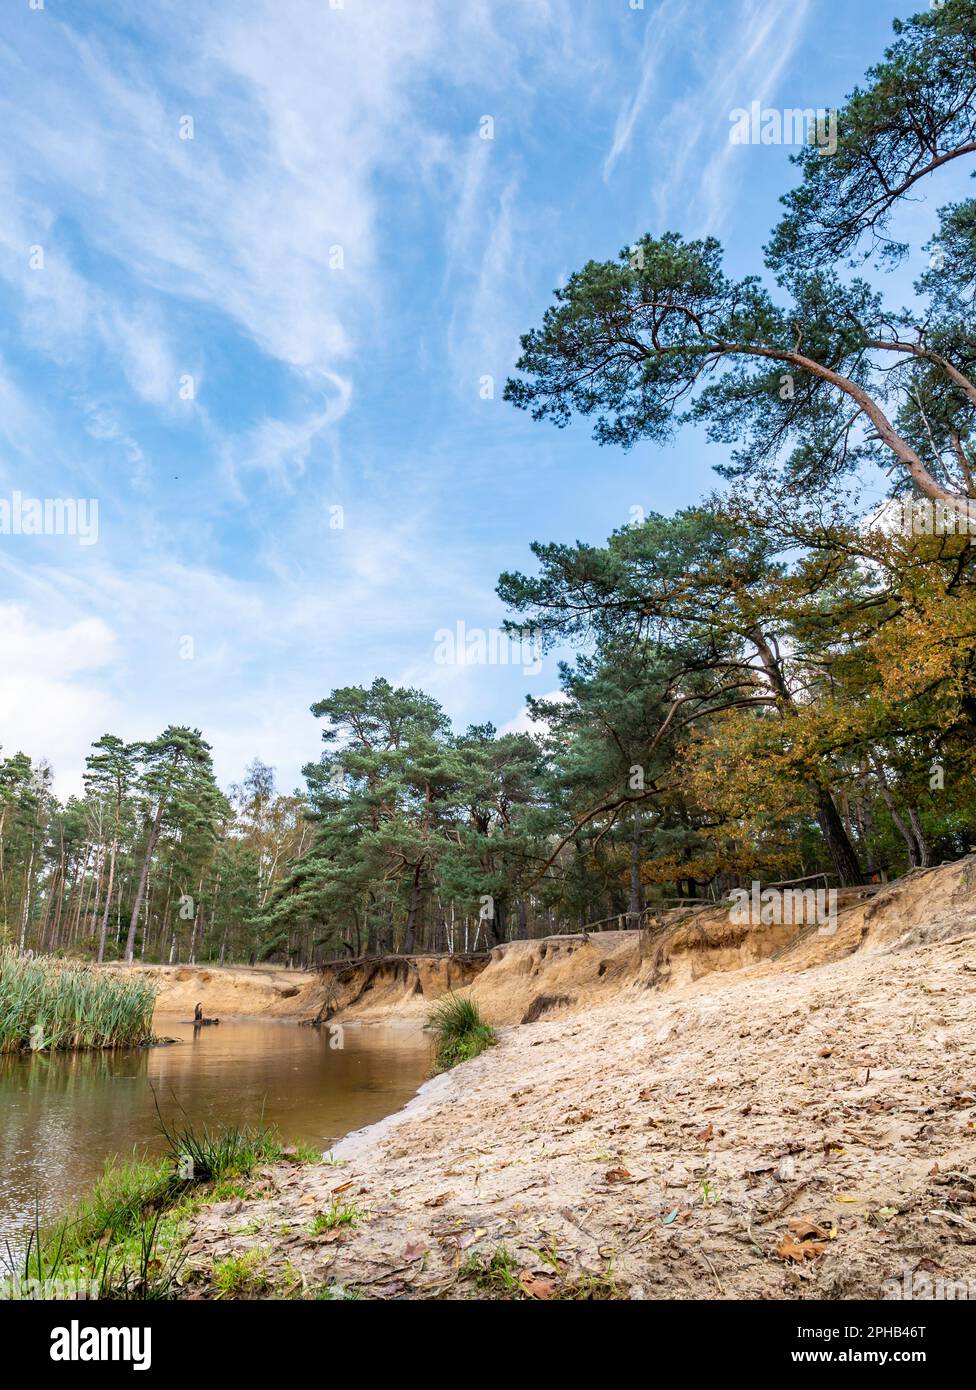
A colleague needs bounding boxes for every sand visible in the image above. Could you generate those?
[179,857,976,1299]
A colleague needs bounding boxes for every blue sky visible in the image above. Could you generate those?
[0,0,949,796]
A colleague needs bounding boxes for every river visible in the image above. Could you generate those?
[0,1016,432,1256]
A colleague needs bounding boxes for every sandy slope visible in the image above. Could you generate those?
[103,961,321,1019]
[182,859,976,1300]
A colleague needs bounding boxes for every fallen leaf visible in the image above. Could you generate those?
[777,1232,826,1263]
[606,1167,632,1183]
[833,1193,859,1203]
[788,1217,831,1241]
[518,1270,557,1300]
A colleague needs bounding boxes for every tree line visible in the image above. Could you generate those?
[2,2,975,965]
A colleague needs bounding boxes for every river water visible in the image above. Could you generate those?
[0,1016,432,1256]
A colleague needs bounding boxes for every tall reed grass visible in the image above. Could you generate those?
[0,950,157,1052]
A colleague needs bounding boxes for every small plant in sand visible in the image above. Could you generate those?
[308,1200,363,1233]
[212,1247,271,1297]
[427,993,496,1072]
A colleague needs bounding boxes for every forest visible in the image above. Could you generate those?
[2,1,975,969]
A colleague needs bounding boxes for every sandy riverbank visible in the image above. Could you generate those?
[102,961,322,1021]
[178,857,976,1299]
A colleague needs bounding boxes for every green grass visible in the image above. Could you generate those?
[459,1245,522,1296]
[156,1111,287,1185]
[459,1245,624,1301]
[308,1199,363,1234]
[12,1120,293,1300]
[0,949,157,1052]
[427,993,496,1072]
[212,1247,271,1297]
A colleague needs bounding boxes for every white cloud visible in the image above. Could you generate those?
[0,603,120,795]
[603,0,813,233]
[603,0,690,180]
[498,689,568,738]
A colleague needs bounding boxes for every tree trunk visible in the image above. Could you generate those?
[402,864,422,955]
[872,760,923,870]
[125,805,164,962]
[907,806,931,869]
[628,816,644,927]
[749,627,863,885]
[492,897,507,946]
[813,784,864,886]
[97,840,117,963]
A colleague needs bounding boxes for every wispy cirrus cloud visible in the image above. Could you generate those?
[603,0,814,233]
[603,0,691,180]
[0,0,874,800]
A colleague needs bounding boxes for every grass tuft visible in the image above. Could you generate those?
[212,1247,271,1297]
[427,993,496,1072]
[308,1200,363,1234]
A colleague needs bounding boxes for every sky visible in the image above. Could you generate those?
[0,0,945,797]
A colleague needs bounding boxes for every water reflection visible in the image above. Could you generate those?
[0,1017,432,1253]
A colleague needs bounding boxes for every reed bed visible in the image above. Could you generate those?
[0,950,158,1052]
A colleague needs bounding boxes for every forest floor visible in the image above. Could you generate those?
[179,894,976,1300]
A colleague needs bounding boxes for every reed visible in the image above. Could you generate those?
[0,950,157,1052]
